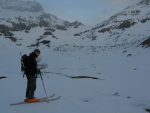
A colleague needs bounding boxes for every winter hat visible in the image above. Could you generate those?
[34,49,40,54]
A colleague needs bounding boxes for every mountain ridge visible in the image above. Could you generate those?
[74,0,150,47]
[0,0,83,47]
[0,0,150,50]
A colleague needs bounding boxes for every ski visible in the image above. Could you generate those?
[34,96,61,103]
[37,93,55,101]
[10,94,60,106]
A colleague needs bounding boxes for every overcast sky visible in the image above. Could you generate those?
[33,0,140,25]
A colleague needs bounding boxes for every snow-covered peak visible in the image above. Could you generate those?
[74,0,150,47]
[93,0,150,30]
[0,0,83,29]
[0,0,43,13]
[0,0,83,48]
[0,0,44,21]
[98,1,150,29]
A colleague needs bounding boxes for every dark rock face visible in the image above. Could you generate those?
[140,37,150,48]
[117,20,136,30]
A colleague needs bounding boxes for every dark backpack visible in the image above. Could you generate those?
[21,53,38,77]
[21,54,31,77]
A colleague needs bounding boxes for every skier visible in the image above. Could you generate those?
[24,49,41,103]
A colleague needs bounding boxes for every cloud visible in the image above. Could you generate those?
[27,0,141,25]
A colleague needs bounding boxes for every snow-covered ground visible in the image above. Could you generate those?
[0,40,150,113]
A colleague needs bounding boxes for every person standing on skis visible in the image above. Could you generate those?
[23,49,41,103]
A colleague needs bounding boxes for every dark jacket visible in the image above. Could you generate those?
[25,52,38,76]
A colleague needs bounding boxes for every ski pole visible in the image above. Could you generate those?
[39,70,47,96]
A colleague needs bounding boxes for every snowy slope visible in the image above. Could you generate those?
[0,0,82,26]
[74,0,150,47]
[0,37,150,113]
[0,0,44,26]
[0,0,83,48]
